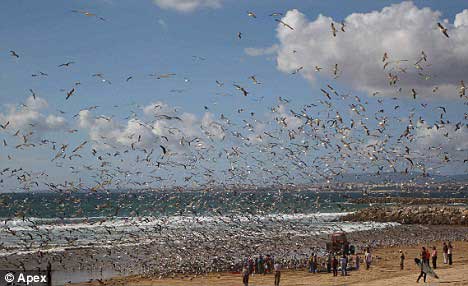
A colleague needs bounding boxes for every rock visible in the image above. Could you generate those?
[341,206,468,225]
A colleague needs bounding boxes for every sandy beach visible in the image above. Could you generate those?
[76,236,468,286]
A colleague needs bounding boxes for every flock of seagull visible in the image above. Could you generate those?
[0,7,467,282]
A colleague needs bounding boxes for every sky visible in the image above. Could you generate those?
[0,0,467,191]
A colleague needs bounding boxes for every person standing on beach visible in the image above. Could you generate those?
[417,247,428,283]
[308,253,314,273]
[332,256,338,276]
[431,246,437,269]
[326,253,332,273]
[274,261,281,286]
[448,242,453,265]
[365,248,372,270]
[312,253,318,273]
[340,254,348,276]
[355,254,360,271]
[259,255,264,274]
[443,242,448,264]
[399,250,405,270]
[242,265,249,286]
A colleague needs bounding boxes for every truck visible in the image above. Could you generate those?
[326,232,354,255]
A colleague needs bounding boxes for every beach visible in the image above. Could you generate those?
[77,239,468,286]
[1,193,467,285]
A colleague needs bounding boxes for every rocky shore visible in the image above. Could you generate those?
[341,206,468,225]
[348,197,468,205]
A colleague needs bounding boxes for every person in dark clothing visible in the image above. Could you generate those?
[448,242,453,265]
[326,253,332,273]
[399,250,405,270]
[443,242,448,264]
[417,247,428,283]
[242,266,249,286]
[431,246,437,269]
[332,256,338,277]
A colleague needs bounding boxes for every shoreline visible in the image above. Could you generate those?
[2,205,468,285]
[75,238,468,286]
[69,224,468,285]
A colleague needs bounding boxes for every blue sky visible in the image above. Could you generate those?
[0,0,467,191]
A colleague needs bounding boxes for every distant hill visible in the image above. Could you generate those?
[330,172,468,184]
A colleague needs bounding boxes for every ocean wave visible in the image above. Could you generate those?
[0,212,351,231]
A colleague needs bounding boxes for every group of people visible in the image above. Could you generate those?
[241,247,374,286]
[242,255,282,286]
[415,242,454,283]
[308,248,372,277]
[241,242,455,285]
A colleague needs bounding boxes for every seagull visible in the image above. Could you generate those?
[0,121,9,129]
[320,89,331,100]
[340,21,346,32]
[66,88,75,100]
[72,10,96,16]
[58,61,75,67]
[237,32,242,39]
[72,10,105,21]
[333,64,340,77]
[247,11,256,18]
[269,12,283,17]
[29,89,36,100]
[437,22,449,38]
[233,84,248,96]
[411,88,417,99]
[31,72,48,77]
[10,51,19,58]
[249,75,261,84]
[292,66,303,74]
[331,22,337,37]
[382,52,389,62]
[275,19,294,30]
[459,80,465,98]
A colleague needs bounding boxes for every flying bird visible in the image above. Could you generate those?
[9,51,19,58]
[66,88,75,100]
[233,84,249,96]
[29,89,36,99]
[275,19,294,30]
[437,22,449,38]
[269,12,283,17]
[292,66,303,74]
[459,80,465,97]
[0,121,9,129]
[249,75,261,84]
[247,11,256,18]
[58,61,75,67]
[331,22,337,37]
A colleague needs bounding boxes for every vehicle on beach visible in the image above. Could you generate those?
[326,232,354,255]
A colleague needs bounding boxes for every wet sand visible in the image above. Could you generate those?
[75,228,468,286]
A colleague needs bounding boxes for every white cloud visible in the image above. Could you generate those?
[0,96,66,134]
[78,110,158,149]
[153,0,222,12]
[274,2,468,97]
[79,102,225,151]
[454,9,468,27]
[415,122,468,155]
